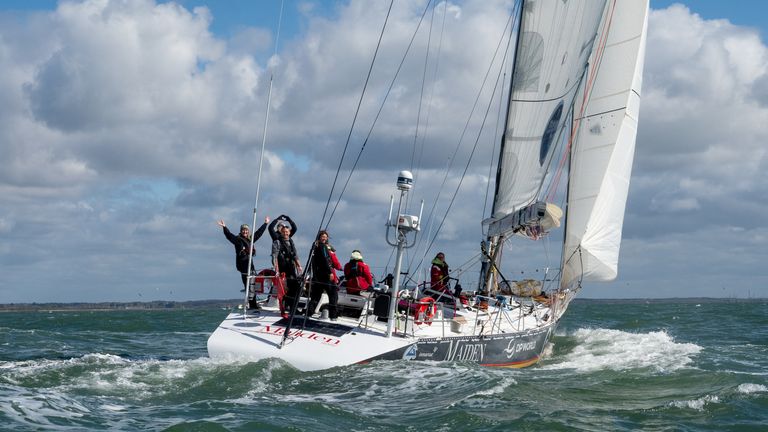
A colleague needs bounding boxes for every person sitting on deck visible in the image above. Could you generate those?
[343,250,373,295]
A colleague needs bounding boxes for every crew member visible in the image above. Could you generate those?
[271,217,302,318]
[430,252,449,294]
[344,250,373,295]
[217,217,270,293]
[307,230,342,320]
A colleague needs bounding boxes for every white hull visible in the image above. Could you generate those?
[207,292,557,371]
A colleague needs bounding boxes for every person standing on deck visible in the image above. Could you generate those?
[217,217,270,293]
[271,217,302,318]
[344,250,373,295]
[430,252,450,293]
[307,230,342,320]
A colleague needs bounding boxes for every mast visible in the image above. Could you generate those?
[480,0,524,294]
[490,0,524,219]
[243,0,285,314]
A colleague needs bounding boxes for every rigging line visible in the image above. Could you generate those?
[407,8,516,277]
[483,53,511,222]
[316,0,395,233]
[324,0,434,229]
[252,0,285,211]
[382,246,396,278]
[449,252,483,278]
[412,0,448,193]
[545,0,616,203]
[417,22,515,276]
[406,2,438,213]
[405,8,516,275]
[542,170,570,279]
[244,0,285,311]
[410,3,436,174]
[503,68,585,211]
[539,103,575,203]
[286,2,395,343]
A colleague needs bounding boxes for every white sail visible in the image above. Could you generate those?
[491,0,607,226]
[561,0,649,288]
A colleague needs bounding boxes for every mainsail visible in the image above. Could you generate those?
[491,0,607,224]
[561,0,648,288]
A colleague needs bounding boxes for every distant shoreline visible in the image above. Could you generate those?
[0,297,763,312]
[0,299,243,312]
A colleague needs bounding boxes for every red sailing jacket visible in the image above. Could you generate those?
[344,260,373,295]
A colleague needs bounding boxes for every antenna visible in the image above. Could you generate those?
[384,170,423,337]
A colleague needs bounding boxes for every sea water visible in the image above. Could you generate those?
[1,300,766,431]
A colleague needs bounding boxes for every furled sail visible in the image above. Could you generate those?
[560,0,649,288]
[490,0,607,233]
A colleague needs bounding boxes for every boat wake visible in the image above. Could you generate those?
[543,328,702,372]
[0,353,300,429]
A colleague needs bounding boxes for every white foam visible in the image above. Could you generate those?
[737,383,767,394]
[670,395,720,411]
[100,404,127,412]
[2,354,232,401]
[242,358,290,396]
[544,328,702,372]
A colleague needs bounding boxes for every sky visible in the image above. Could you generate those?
[0,0,766,303]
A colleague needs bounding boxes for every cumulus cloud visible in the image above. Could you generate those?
[634,5,768,232]
[0,0,766,302]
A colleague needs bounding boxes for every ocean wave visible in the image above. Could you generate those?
[669,394,720,411]
[543,328,702,372]
[270,361,519,416]
[0,353,257,396]
[737,383,767,394]
[0,386,91,429]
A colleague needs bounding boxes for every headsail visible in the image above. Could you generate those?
[490,0,607,233]
[561,0,649,288]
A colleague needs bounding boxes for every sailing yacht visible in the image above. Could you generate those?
[207,0,648,371]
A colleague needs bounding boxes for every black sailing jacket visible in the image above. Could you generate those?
[222,223,268,273]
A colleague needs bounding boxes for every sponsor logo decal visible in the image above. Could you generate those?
[403,344,418,360]
[503,339,537,358]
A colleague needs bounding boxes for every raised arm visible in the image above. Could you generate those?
[218,219,236,243]
[253,216,270,241]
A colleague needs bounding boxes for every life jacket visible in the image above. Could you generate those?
[276,238,298,275]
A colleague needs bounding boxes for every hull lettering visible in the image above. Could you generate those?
[255,325,341,346]
[443,340,486,362]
